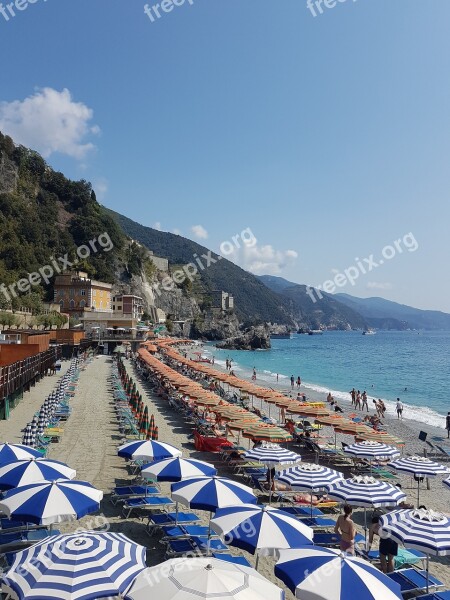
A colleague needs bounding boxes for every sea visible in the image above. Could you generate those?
[205,330,450,430]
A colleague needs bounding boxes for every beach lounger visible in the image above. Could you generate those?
[164,536,229,559]
[111,485,160,505]
[147,512,201,533]
[279,506,325,518]
[313,532,365,547]
[160,525,217,540]
[357,547,425,569]
[0,529,60,553]
[386,569,443,594]
[122,496,174,518]
[416,592,450,600]
[297,517,336,529]
[212,553,252,567]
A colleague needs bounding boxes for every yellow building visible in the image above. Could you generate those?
[53,272,112,317]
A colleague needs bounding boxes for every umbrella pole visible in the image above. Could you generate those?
[255,552,260,571]
[206,511,212,557]
[310,486,313,518]
[426,554,430,593]
[175,502,179,525]
[364,507,367,542]
[417,480,420,507]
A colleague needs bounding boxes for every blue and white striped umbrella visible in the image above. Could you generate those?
[0,480,103,525]
[379,508,450,593]
[380,509,450,556]
[276,463,343,491]
[210,505,313,564]
[171,476,257,512]
[344,440,400,460]
[275,547,402,600]
[1,531,146,600]
[388,455,450,505]
[0,444,42,466]
[327,476,406,508]
[244,444,301,466]
[141,457,217,482]
[21,424,34,448]
[118,440,182,461]
[0,458,76,491]
[276,463,343,517]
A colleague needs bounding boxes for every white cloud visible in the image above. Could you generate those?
[152,222,162,231]
[0,87,99,160]
[191,225,208,240]
[92,178,108,202]
[229,244,298,275]
[366,281,393,290]
[172,228,182,235]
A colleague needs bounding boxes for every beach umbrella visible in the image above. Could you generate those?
[118,440,181,461]
[152,425,159,441]
[141,457,217,482]
[0,444,42,466]
[0,459,76,491]
[388,455,450,506]
[276,463,344,516]
[344,440,400,466]
[380,508,450,592]
[274,547,402,600]
[242,424,293,444]
[0,480,103,525]
[126,557,284,600]
[210,504,314,569]
[327,476,406,539]
[171,476,257,512]
[21,424,34,448]
[172,476,257,555]
[244,444,301,504]
[1,531,146,600]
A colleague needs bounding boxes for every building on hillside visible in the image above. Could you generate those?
[112,295,144,319]
[211,290,234,312]
[53,271,112,316]
[147,251,169,271]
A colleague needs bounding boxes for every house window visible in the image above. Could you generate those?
[80,300,86,308]
[59,300,64,309]
[81,289,86,296]
[70,300,75,309]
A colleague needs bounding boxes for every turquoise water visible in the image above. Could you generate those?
[208,331,450,429]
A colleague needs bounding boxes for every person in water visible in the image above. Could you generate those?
[334,505,357,555]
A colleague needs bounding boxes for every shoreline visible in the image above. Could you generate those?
[195,344,449,456]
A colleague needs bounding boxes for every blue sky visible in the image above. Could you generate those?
[1,0,449,311]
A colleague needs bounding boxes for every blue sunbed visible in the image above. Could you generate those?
[416,592,450,600]
[147,512,201,532]
[299,517,336,529]
[213,553,252,567]
[165,536,228,558]
[313,532,365,547]
[279,506,325,518]
[387,569,443,594]
[160,525,214,539]
[122,496,174,518]
[111,486,160,505]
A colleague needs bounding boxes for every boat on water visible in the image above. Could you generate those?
[362,329,376,335]
[308,330,323,335]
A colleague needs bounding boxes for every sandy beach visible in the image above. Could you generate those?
[0,348,449,596]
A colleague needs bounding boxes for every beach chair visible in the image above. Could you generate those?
[110,485,160,505]
[313,532,365,548]
[122,496,174,518]
[296,517,336,529]
[147,512,201,534]
[212,553,252,567]
[0,529,60,553]
[279,506,325,518]
[435,445,450,461]
[164,536,228,559]
[160,524,217,541]
[386,569,444,594]
[416,592,450,600]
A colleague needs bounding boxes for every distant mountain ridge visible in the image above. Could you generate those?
[257,275,450,330]
[335,293,450,330]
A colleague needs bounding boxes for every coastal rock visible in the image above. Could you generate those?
[217,324,271,350]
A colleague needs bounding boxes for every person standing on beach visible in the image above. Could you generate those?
[396,398,403,419]
[355,391,361,410]
[252,367,256,381]
[350,388,356,406]
[361,391,369,412]
[368,517,398,573]
[297,376,301,388]
[334,505,357,555]
[276,373,279,382]
[290,375,295,389]
[446,412,450,438]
